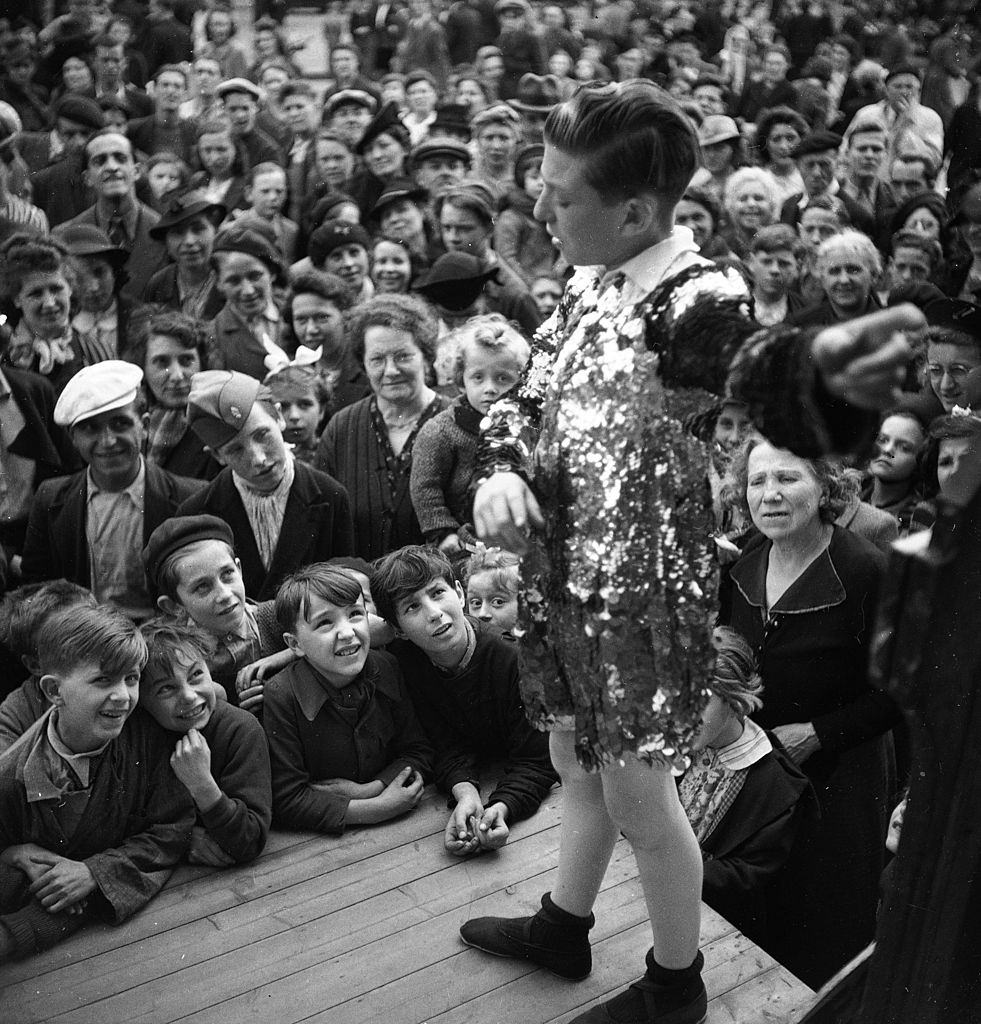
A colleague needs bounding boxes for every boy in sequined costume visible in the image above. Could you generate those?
[459,80,921,1024]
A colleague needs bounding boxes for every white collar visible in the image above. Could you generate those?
[713,718,772,770]
[601,226,702,295]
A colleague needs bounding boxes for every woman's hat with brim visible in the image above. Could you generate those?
[50,223,129,270]
[414,252,499,311]
[697,114,741,147]
[149,190,227,240]
[370,178,429,221]
[212,221,288,286]
[923,297,981,339]
[355,101,410,156]
[508,73,563,114]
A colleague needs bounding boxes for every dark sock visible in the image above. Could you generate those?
[644,950,705,1013]
[529,892,593,945]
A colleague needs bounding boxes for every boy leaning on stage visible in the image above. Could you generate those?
[138,619,272,867]
[0,606,193,961]
[371,546,557,857]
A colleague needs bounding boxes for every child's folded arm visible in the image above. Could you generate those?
[197,709,273,864]
[262,679,351,835]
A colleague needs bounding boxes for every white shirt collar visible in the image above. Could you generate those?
[714,717,772,770]
[600,226,703,296]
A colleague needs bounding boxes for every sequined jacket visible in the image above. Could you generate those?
[477,260,876,771]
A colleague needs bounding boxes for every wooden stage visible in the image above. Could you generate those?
[0,786,814,1024]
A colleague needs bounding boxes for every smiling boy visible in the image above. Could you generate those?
[371,546,557,856]
[138,619,272,866]
[262,564,433,834]
[0,606,193,960]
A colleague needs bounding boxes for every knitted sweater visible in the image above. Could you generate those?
[409,395,483,543]
[390,621,558,822]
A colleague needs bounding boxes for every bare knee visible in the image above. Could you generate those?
[602,761,689,850]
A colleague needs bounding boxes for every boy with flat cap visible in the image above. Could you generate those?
[178,369,355,601]
[21,361,203,620]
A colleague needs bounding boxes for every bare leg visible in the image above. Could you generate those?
[602,758,702,969]
[550,729,620,917]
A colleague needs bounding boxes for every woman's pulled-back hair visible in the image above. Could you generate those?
[345,292,439,370]
[710,626,763,720]
[544,80,699,204]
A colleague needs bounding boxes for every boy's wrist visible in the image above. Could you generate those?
[188,778,224,812]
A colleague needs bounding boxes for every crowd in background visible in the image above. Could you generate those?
[0,0,979,996]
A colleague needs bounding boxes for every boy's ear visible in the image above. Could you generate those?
[21,653,40,675]
[454,580,466,606]
[39,674,63,706]
[283,632,304,657]
[157,595,181,617]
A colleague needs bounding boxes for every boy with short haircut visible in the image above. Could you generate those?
[264,564,434,834]
[747,223,806,327]
[0,582,97,753]
[0,606,193,961]
[143,514,293,708]
[371,546,558,856]
[139,620,272,866]
[237,161,300,263]
[410,315,530,555]
[327,555,396,647]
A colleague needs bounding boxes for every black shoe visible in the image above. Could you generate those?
[569,950,707,1024]
[459,892,593,980]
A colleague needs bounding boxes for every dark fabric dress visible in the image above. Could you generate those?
[316,393,449,561]
[721,525,897,988]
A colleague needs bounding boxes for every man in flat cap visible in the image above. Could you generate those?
[177,370,355,601]
[217,79,285,169]
[21,361,204,620]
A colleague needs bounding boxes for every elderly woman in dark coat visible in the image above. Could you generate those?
[315,293,449,560]
[720,437,898,989]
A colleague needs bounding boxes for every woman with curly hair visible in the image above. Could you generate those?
[720,436,898,986]
[315,293,450,559]
[0,234,91,393]
[128,310,219,480]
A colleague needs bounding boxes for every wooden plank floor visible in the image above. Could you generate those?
[0,786,814,1024]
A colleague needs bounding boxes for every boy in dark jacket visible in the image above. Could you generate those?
[371,545,557,856]
[263,564,433,834]
[138,619,272,866]
[0,607,193,960]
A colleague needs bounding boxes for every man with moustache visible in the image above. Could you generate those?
[64,130,168,297]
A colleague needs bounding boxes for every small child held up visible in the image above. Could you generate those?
[263,564,433,834]
[372,546,558,857]
[0,606,193,961]
[410,314,530,555]
[462,547,520,638]
[0,581,97,753]
[680,626,811,944]
[139,619,272,867]
[265,362,330,465]
[145,151,192,212]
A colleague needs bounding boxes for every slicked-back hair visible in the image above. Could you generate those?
[39,605,148,678]
[275,564,365,633]
[543,80,699,204]
[710,626,763,719]
[370,545,457,625]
